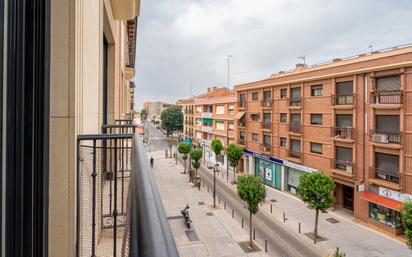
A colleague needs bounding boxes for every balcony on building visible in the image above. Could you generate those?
[261,143,272,153]
[369,152,401,190]
[238,137,246,146]
[202,112,213,118]
[288,139,301,160]
[262,113,272,130]
[261,90,272,109]
[77,123,178,257]
[333,114,354,143]
[288,87,301,108]
[238,93,246,109]
[370,76,402,108]
[332,146,354,177]
[370,115,401,148]
[332,81,354,108]
[288,113,302,134]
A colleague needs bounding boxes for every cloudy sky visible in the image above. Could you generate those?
[134,0,412,110]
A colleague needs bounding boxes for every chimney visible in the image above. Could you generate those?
[332,58,342,63]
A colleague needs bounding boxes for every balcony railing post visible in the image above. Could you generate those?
[91,140,97,257]
[113,138,118,257]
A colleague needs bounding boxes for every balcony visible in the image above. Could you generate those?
[238,138,246,146]
[371,90,402,105]
[332,94,354,106]
[261,99,272,108]
[238,100,246,109]
[369,167,401,189]
[238,120,246,128]
[332,159,354,174]
[261,144,272,153]
[288,150,302,159]
[202,112,213,118]
[262,121,272,130]
[370,130,402,145]
[288,124,302,134]
[202,126,213,133]
[76,125,178,257]
[332,127,354,142]
[288,98,302,107]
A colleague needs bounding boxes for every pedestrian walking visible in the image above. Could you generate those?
[150,156,154,167]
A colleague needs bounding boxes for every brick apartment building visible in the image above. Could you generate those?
[178,87,236,165]
[234,45,412,237]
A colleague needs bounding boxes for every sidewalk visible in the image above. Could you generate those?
[150,150,270,257]
[201,158,411,257]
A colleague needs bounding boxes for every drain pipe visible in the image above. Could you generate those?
[361,74,368,185]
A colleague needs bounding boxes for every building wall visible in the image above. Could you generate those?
[235,48,412,236]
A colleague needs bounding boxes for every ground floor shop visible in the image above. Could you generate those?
[358,185,410,236]
[283,160,319,195]
[255,156,282,190]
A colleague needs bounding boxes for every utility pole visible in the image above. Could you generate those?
[226,128,229,182]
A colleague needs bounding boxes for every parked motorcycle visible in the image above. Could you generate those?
[180,204,192,228]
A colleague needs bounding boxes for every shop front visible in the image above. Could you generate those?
[283,160,318,195]
[361,186,411,235]
[243,149,283,190]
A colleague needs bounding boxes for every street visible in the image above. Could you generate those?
[144,120,171,152]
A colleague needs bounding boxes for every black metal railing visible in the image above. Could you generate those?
[332,159,354,174]
[261,144,272,152]
[370,130,402,144]
[288,150,302,159]
[333,127,354,140]
[332,94,354,105]
[370,167,400,184]
[261,99,272,108]
[370,90,402,104]
[238,138,246,145]
[262,121,272,130]
[288,98,302,107]
[288,124,302,134]
[76,133,178,257]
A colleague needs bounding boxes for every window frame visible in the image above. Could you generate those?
[280,113,287,123]
[251,91,259,101]
[311,84,323,96]
[310,114,323,125]
[280,88,287,99]
[310,142,323,154]
[252,133,259,142]
[280,137,287,147]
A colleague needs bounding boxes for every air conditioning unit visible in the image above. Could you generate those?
[345,165,353,174]
[373,134,389,143]
[262,146,268,152]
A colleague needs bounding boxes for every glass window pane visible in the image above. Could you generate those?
[376,76,400,91]
[336,146,352,162]
[336,81,353,96]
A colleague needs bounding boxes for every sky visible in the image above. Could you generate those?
[134,0,412,110]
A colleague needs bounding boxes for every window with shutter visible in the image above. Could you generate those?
[376,76,400,91]
[336,146,353,162]
[310,143,322,154]
[375,153,399,174]
[336,114,352,127]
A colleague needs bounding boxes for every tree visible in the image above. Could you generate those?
[160,106,183,137]
[190,149,203,183]
[402,201,412,250]
[140,109,148,121]
[178,142,191,174]
[211,139,223,207]
[298,172,335,244]
[226,143,243,184]
[237,175,266,248]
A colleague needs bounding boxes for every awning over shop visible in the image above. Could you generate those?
[361,192,403,211]
[235,111,245,119]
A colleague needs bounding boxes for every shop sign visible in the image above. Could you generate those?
[283,160,318,173]
[265,168,272,180]
[379,187,412,203]
[243,149,283,165]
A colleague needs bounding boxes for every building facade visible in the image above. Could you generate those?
[177,97,195,138]
[191,87,236,165]
[235,45,412,237]
[146,101,178,119]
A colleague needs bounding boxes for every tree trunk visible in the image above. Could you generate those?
[184,158,186,174]
[314,208,319,244]
[249,211,253,248]
[233,166,236,184]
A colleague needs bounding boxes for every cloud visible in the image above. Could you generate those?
[134,0,412,110]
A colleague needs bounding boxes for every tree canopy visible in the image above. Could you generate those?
[190,149,203,162]
[160,106,183,136]
[178,142,191,158]
[299,172,335,212]
[227,143,243,168]
[211,139,223,160]
[402,201,412,250]
[237,175,266,214]
[140,109,148,121]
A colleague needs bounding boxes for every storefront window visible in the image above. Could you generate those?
[286,168,302,195]
[369,203,402,229]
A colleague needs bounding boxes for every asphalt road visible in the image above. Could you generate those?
[199,167,323,257]
[143,121,171,152]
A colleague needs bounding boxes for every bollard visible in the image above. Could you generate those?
[218,196,220,204]
[270,204,272,213]
[253,229,255,240]
[265,240,268,252]
[224,202,226,209]
[207,186,209,192]
[298,222,301,234]
[242,218,244,228]
[232,209,234,218]
[203,181,205,188]
[283,212,286,223]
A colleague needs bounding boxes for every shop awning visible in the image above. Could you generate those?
[361,192,403,211]
[235,111,245,119]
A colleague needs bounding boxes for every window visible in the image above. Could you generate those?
[280,113,287,123]
[290,113,301,124]
[311,85,323,96]
[263,90,271,101]
[263,135,271,145]
[228,104,235,114]
[216,105,225,114]
[375,115,400,132]
[291,87,301,100]
[375,152,399,174]
[280,88,287,99]
[263,113,271,122]
[252,92,259,101]
[228,121,234,131]
[196,106,202,113]
[290,139,301,157]
[252,133,259,142]
[336,114,352,127]
[280,137,287,147]
[336,146,353,162]
[311,114,322,125]
[310,143,322,154]
[196,118,202,126]
[369,202,402,229]
[215,120,225,131]
[251,113,259,121]
[376,76,400,91]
